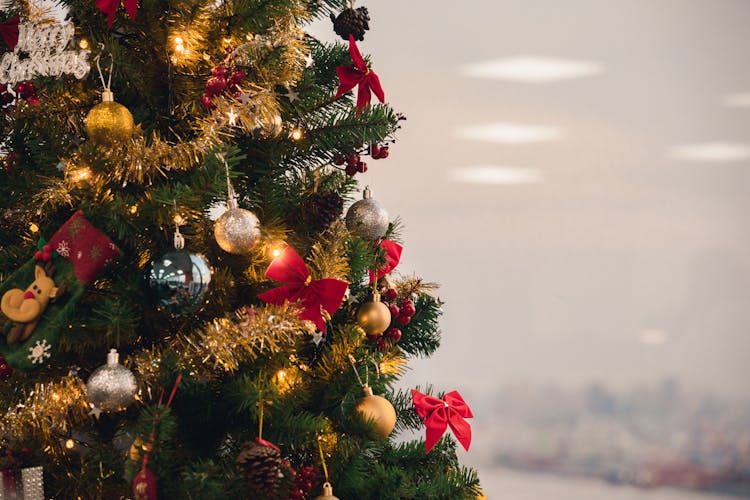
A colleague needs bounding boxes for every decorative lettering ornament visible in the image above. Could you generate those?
[0,21,90,84]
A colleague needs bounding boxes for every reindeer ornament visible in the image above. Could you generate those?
[1,263,66,344]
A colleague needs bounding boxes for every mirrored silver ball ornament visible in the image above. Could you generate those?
[86,348,137,412]
[148,250,212,312]
[214,199,261,255]
[345,186,389,240]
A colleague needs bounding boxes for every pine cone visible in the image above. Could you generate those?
[301,191,344,230]
[330,7,370,41]
[236,440,284,492]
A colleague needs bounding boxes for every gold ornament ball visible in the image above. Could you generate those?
[355,384,397,439]
[314,482,339,500]
[85,91,135,146]
[214,204,261,255]
[356,294,391,337]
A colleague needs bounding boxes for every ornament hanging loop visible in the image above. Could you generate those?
[93,45,114,96]
[216,152,238,210]
[173,200,185,250]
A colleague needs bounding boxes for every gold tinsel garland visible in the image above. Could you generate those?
[132,303,315,389]
[0,375,90,446]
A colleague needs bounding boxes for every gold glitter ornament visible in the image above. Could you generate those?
[354,383,396,439]
[84,90,135,146]
[356,290,391,337]
[313,482,340,500]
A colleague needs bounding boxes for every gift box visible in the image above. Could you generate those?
[0,466,44,500]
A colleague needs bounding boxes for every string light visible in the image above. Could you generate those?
[67,166,92,184]
[65,438,75,450]
[290,127,304,141]
[29,222,39,233]
[129,204,138,214]
[173,214,186,226]
[78,38,89,50]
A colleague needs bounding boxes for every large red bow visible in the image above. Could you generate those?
[369,239,402,284]
[0,16,19,50]
[335,35,385,112]
[96,0,138,28]
[411,389,473,453]
[258,247,348,332]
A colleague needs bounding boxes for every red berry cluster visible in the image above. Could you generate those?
[287,465,317,500]
[201,65,247,109]
[370,144,389,159]
[35,244,52,262]
[333,153,367,176]
[0,354,11,380]
[13,82,39,106]
[368,287,416,351]
[1,82,39,110]
[1,152,19,173]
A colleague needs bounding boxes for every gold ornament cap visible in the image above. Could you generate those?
[101,90,114,102]
[314,482,340,500]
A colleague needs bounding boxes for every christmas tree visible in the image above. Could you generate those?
[0,0,481,498]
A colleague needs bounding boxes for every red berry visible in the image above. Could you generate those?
[34,251,43,260]
[345,163,358,176]
[212,66,228,78]
[400,300,416,317]
[42,252,51,262]
[376,336,389,351]
[200,93,215,109]
[376,146,389,159]
[21,447,31,457]
[228,69,246,86]
[388,304,400,317]
[397,314,411,326]
[371,144,381,157]
[333,155,345,165]
[346,154,360,166]
[366,334,381,342]
[384,288,398,301]
[387,327,402,342]
[356,161,367,173]
[43,245,51,252]
[205,76,228,95]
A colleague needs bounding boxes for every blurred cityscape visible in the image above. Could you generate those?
[474,380,750,497]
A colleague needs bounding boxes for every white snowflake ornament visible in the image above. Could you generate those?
[56,240,70,257]
[28,339,52,364]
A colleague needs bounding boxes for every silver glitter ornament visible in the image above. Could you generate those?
[214,198,261,255]
[148,249,212,311]
[86,349,137,412]
[345,186,389,240]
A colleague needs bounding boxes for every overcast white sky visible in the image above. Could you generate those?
[310,0,750,405]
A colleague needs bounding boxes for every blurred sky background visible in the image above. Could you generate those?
[309,1,750,498]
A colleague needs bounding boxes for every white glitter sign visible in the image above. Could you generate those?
[0,21,90,83]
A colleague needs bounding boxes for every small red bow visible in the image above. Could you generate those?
[335,35,385,112]
[412,389,473,453]
[96,0,138,28]
[0,16,19,50]
[369,239,402,284]
[258,247,348,332]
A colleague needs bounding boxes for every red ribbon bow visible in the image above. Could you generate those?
[0,16,19,50]
[411,389,473,453]
[335,35,385,112]
[96,0,138,28]
[369,239,402,284]
[258,247,348,332]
